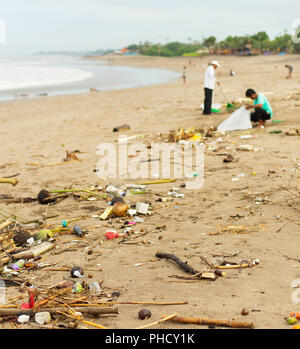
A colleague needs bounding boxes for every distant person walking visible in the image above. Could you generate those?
[203,60,220,115]
[245,88,273,128]
[182,66,187,84]
[285,64,293,79]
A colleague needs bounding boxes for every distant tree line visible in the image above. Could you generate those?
[125,31,300,57]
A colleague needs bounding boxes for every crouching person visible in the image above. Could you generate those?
[245,88,273,128]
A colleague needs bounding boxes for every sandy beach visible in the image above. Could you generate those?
[1,54,300,329]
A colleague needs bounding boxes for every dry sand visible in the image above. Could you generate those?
[1,54,300,329]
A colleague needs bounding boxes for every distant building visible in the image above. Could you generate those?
[196,48,210,55]
[114,47,139,56]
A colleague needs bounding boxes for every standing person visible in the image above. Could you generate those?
[245,88,273,128]
[203,60,220,115]
[182,66,187,84]
[285,64,293,79]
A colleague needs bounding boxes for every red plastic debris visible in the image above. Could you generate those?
[21,292,35,309]
[105,231,120,240]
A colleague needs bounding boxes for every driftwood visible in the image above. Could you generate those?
[156,252,199,275]
[165,315,254,329]
[216,264,251,269]
[0,306,118,316]
[0,316,17,323]
[1,197,37,204]
[107,301,188,306]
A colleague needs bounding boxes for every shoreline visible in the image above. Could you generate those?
[0,55,180,103]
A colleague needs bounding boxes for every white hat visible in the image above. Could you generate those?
[211,60,220,68]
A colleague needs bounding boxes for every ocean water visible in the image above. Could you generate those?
[0,55,93,91]
[0,55,180,101]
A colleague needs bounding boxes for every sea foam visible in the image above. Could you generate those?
[0,55,93,91]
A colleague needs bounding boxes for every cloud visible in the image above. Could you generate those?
[1,0,300,53]
[27,0,203,21]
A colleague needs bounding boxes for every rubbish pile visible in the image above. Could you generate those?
[167,126,216,143]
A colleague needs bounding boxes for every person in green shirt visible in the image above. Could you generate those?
[245,89,273,128]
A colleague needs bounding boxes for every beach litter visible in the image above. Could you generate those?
[113,124,130,132]
[217,107,252,132]
[164,314,254,329]
[0,178,19,186]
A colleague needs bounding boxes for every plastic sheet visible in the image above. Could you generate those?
[217,107,252,132]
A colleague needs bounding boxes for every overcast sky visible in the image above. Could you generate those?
[0,0,299,54]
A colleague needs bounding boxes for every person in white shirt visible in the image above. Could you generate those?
[203,60,221,115]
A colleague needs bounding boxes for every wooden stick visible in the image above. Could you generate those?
[165,315,254,329]
[40,268,71,272]
[200,256,215,269]
[0,306,118,316]
[156,252,199,275]
[63,265,101,272]
[103,301,188,306]
[73,318,108,330]
[216,264,250,269]
[163,280,199,283]
[276,222,289,233]
[136,313,178,329]
[23,215,59,225]
[0,316,18,323]
[36,287,73,307]
[2,197,37,204]
[0,295,27,307]
[0,220,14,232]
[0,178,19,186]
[3,173,20,179]
[57,311,108,329]
[57,303,113,308]
[50,189,108,200]
[140,179,176,185]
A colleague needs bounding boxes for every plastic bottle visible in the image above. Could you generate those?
[73,282,83,293]
[8,259,25,271]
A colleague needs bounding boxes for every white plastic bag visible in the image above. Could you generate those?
[217,107,252,132]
